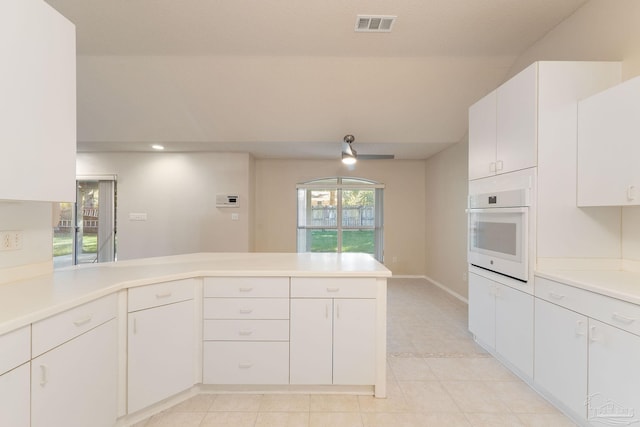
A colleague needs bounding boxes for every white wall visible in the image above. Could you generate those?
[509,0,640,263]
[77,152,252,260]
[0,202,53,284]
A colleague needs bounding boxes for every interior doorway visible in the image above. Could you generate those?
[53,176,117,268]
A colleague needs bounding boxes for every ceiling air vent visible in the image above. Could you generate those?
[355,15,397,33]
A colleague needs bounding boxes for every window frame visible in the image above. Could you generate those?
[296,177,384,262]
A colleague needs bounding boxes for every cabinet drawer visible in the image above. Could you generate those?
[0,326,30,375]
[204,277,289,298]
[535,277,640,336]
[32,293,117,357]
[128,279,196,312]
[204,320,289,341]
[290,277,377,298]
[204,298,289,319]
[203,341,289,384]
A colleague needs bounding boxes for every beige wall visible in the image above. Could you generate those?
[253,159,426,276]
[509,0,640,79]
[424,139,469,299]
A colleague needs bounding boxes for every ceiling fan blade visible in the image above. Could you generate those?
[358,154,395,160]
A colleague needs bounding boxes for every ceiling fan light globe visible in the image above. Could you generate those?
[342,152,357,164]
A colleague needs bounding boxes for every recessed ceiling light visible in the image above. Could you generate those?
[151,144,165,150]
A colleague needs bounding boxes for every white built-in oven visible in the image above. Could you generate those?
[467,188,530,282]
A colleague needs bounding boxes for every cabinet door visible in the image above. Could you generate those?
[577,76,640,206]
[0,363,30,427]
[0,0,76,202]
[496,63,537,175]
[333,299,376,385]
[534,299,588,420]
[495,284,533,378]
[31,319,118,427]
[290,298,332,384]
[588,319,640,423]
[468,273,496,348]
[128,299,195,413]
[468,90,498,180]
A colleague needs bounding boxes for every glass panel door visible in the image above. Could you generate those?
[53,178,116,268]
[53,202,75,269]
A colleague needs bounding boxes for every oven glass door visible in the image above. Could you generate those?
[468,207,528,281]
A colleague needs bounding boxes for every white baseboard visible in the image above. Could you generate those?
[423,275,468,304]
[389,274,468,304]
[389,274,426,279]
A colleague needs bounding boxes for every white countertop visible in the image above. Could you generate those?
[0,252,391,335]
[536,267,640,306]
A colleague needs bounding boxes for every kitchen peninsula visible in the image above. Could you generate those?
[0,252,391,427]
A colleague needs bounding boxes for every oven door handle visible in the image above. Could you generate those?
[466,207,528,214]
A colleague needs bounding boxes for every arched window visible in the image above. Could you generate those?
[296,177,384,262]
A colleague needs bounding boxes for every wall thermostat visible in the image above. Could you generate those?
[216,194,239,208]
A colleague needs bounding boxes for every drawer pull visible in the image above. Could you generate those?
[39,364,48,386]
[238,329,254,336]
[238,362,253,369]
[239,287,253,292]
[73,315,93,327]
[548,292,565,300]
[326,287,340,293]
[155,291,172,299]
[239,308,253,314]
[612,312,636,324]
[575,320,586,337]
[628,185,636,201]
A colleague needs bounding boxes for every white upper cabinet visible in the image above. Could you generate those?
[468,63,537,180]
[496,64,537,176]
[577,76,640,206]
[468,91,498,180]
[0,0,76,202]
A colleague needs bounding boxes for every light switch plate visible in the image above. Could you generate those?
[129,213,148,221]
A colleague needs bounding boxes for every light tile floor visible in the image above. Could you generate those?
[133,278,576,427]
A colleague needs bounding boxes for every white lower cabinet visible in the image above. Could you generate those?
[289,298,333,384]
[533,276,640,426]
[0,325,30,427]
[534,298,588,419]
[31,319,118,427]
[587,319,640,424]
[468,272,533,378]
[468,273,496,347]
[203,341,289,384]
[0,363,30,427]
[202,277,290,385]
[290,298,376,385]
[128,297,196,413]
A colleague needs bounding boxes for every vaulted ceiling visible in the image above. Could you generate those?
[45,0,589,159]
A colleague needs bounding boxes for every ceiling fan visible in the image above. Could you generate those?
[341,134,395,164]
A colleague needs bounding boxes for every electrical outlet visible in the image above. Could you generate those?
[13,231,23,249]
[1,232,12,250]
[0,231,23,251]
